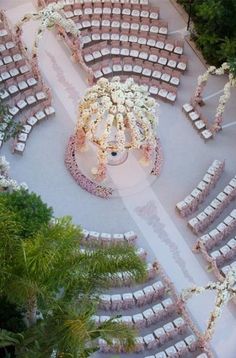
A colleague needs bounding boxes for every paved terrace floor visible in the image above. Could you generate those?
[1,0,236,357]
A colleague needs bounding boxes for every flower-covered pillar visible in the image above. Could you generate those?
[15,3,80,79]
[179,269,236,345]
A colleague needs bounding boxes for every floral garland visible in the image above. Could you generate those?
[180,269,236,343]
[193,62,236,133]
[65,136,113,199]
[15,2,80,73]
[0,156,28,192]
[75,77,159,182]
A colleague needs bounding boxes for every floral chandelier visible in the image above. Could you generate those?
[75,77,159,181]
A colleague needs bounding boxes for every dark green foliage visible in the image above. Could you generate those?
[0,297,26,358]
[177,0,236,65]
[0,297,25,333]
[0,190,53,239]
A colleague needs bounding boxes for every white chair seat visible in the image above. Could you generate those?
[170,77,180,85]
[156,41,164,49]
[102,66,112,75]
[9,68,19,77]
[139,51,148,60]
[158,57,167,65]
[147,39,156,47]
[18,132,28,142]
[149,86,158,95]
[92,33,101,41]
[113,64,122,72]
[45,106,55,116]
[140,24,149,32]
[129,35,138,43]
[131,23,140,31]
[194,120,205,130]
[94,69,103,79]
[1,71,11,80]
[101,48,110,56]
[159,89,168,98]
[133,65,142,73]
[26,96,37,105]
[138,37,147,45]
[14,142,25,153]
[177,62,187,71]
[84,53,94,62]
[22,124,32,134]
[8,85,19,94]
[18,81,28,90]
[159,27,168,35]
[149,54,158,62]
[27,78,37,87]
[143,68,152,76]
[17,99,27,109]
[93,50,102,59]
[27,116,38,126]
[130,49,139,58]
[165,44,174,52]
[174,46,183,54]
[91,20,100,27]
[35,110,46,121]
[150,26,159,33]
[152,70,161,79]
[36,91,46,101]
[168,60,177,68]
[118,34,129,42]
[161,73,171,82]
[111,48,120,55]
[120,48,129,56]
[201,129,213,140]
[111,21,120,28]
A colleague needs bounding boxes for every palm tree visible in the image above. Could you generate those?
[0,194,146,356]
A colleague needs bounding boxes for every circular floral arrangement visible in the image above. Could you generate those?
[75,77,159,181]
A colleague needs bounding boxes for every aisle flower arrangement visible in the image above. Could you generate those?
[0,156,28,192]
[15,2,80,74]
[192,62,236,133]
[75,77,159,181]
[180,269,236,344]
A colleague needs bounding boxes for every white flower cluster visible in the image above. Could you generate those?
[76,77,158,173]
[77,76,158,152]
[0,156,10,176]
[181,268,236,343]
[16,2,80,57]
[0,156,28,192]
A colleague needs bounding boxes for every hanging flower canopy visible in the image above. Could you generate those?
[75,77,159,181]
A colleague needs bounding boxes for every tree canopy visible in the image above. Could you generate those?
[0,190,146,357]
[177,0,236,65]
